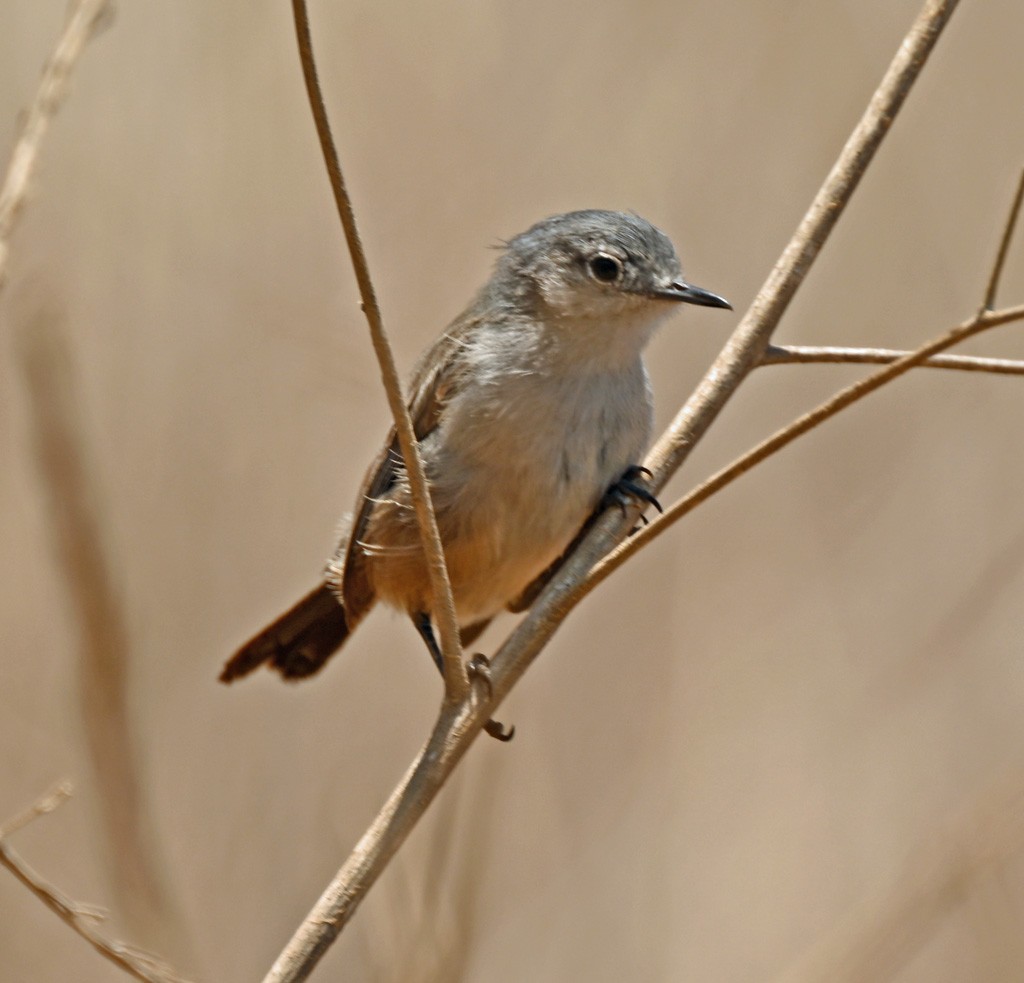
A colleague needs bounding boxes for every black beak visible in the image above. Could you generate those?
[652,281,732,310]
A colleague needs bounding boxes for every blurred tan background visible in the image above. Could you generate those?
[3,1,1024,980]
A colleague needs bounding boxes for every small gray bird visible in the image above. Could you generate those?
[220,210,730,709]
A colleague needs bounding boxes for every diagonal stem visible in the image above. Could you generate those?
[581,303,1024,598]
[260,2,961,980]
[290,0,467,700]
[981,168,1024,312]
[583,168,1024,599]
[642,0,961,493]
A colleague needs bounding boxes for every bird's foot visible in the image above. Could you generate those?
[469,654,515,742]
[605,465,663,523]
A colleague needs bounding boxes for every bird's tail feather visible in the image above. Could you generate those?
[220,584,354,683]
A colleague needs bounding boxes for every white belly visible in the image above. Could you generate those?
[420,358,653,621]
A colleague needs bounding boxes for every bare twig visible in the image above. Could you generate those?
[356,766,502,982]
[637,0,960,496]
[3,4,188,967]
[262,3,960,980]
[0,780,72,840]
[265,704,483,982]
[19,313,188,954]
[582,168,1024,594]
[763,168,1024,378]
[0,785,192,983]
[762,345,1024,375]
[582,302,1024,597]
[0,0,112,287]
[290,0,467,699]
[981,167,1024,312]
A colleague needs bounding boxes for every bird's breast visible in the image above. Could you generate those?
[431,359,653,563]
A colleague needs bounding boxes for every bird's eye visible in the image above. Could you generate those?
[588,253,623,283]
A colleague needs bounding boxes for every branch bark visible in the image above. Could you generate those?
[762,345,1024,375]
[580,165,1024,611]
[263,1,964,979]
[290,0,467,700]
[582,302,1024,598]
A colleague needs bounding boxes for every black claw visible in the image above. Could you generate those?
[604,466,663,518]
[469,654,515,743]
[616,480,664,513]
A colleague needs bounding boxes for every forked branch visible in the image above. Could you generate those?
[263,2,965,980]
[580,166,1024,601]
[0,784,190,983]
[584,301,1024,599]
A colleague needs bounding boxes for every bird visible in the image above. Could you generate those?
[220,210,730,728]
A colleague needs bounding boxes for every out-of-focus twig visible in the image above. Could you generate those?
[0,0,112,287]
[19,313,188,956]
[3,0,189,967]
[762,345,1024,375]
[261,3,961,980]
[290,0,467,700]
[0,783,191,983]
[0,780,72,840]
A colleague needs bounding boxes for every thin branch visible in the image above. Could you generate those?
[0,785,191,983]
[981,167,1024,312]
[491,0,961,696]
[762,168,1024,378]
[762,344,1024,375]
[0,0,112,287]
[581,302,1024,599]
[638,0,960,494]
[0,780,71,840]
[265,705,481,983]
[262,2,959,979]
[583,170,1024,595]
[579,167,1024,588]
[290,0,467,700]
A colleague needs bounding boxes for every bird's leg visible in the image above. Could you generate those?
[411,612,515,742]
[413,611,445,674]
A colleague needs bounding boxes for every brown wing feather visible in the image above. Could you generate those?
[334,316,480,619]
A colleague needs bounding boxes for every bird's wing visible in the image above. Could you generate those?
[335,315,479,617]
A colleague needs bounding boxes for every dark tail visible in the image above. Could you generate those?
[220,584,355,683]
